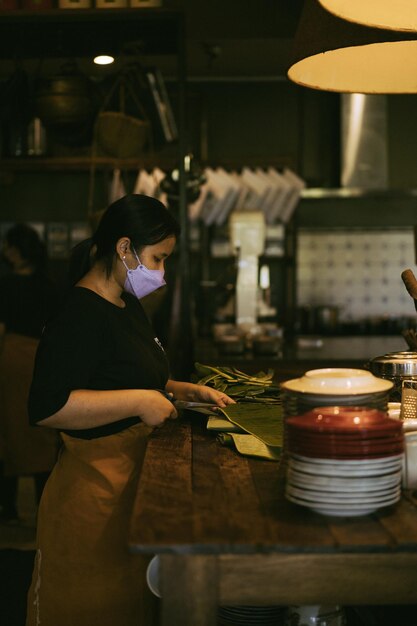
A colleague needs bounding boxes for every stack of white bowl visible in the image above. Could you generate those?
[280,368,394,417]
[285,406,404,517]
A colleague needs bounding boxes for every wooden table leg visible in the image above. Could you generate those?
[160,554,218,626]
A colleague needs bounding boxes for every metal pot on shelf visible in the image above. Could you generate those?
[34,62,98,146]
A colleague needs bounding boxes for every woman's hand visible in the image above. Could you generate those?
[137,390,178,427]
[192,384,236,408]
[166,380,235,408]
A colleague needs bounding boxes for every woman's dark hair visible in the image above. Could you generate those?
[5,223,47,274]
[69,194,180,285]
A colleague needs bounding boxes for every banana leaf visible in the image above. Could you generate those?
[217,432,281,461]
[219,403,283,448]
[194,362,280,404]
[207,416,244,433]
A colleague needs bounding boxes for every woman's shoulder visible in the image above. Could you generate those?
[68,286,110,304]
[50,288,147,325]
[47,287,111,329]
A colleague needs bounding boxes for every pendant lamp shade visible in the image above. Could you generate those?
[287,0,417,93]
[318,0,417,33]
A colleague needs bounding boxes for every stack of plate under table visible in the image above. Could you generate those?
[285,406,404,517]
[218,605,286,626]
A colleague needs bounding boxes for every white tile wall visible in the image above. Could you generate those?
[297,229,415,321]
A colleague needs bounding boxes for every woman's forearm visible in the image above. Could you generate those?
[39,388,160,430]
[165,379,198,401]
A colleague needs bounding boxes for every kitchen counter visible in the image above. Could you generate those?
[129,415,417,626]
[194,334,408,381]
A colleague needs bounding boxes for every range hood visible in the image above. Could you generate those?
[302,93,397,199]
[341,93,388,189]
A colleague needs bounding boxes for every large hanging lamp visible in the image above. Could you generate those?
[287,0,417,93]
[318,0,417,33]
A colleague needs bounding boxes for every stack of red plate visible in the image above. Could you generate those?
[285,406,404,516]
[287,406,404,460]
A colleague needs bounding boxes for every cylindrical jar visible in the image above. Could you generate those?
[59,0,92,8]
[95,0,128,7]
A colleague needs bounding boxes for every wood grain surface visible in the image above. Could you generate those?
[129,413,417,624]
[129,414,417,555]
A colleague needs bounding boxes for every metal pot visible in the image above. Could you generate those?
[368,351,417,401]
[296,305,340,334]
[369,352,417,379]
[314,305,339,333]
[34,63,98,145]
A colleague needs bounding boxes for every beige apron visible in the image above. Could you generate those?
[26,421,157,626]
[0,333,59,475]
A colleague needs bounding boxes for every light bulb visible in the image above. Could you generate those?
[93,55,115,66]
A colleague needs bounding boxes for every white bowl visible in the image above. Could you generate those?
[286,483,401,504]
[282,368,393,396]
[287,467,402,492]
[291,452,404,466]
[146,555,161,598]
[285,490,400,516]
[288,455,404,478]
[388,402,402,420]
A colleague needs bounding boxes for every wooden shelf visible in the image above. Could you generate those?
[0,8,183,58]
[0,155,177,172]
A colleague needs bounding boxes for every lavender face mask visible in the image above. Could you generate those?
[122,247,166,300]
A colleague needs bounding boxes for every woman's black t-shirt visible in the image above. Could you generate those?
[28,287,170,440]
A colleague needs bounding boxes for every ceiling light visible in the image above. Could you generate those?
[287,0,417,93]
[318,0,417,33]
[93,55,115,66]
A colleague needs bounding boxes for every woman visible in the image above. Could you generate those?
[25,194,234,626]
[0,223,59,523]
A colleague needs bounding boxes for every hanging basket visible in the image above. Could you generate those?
[93,67,151,159]
[95,110,149,159]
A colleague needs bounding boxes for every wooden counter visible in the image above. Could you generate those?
[129,414,417,626]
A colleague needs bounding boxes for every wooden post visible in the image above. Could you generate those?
[160,555,218,626]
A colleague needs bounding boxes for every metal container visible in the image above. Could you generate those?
[368,351,417,401]
[314,305,340,334]
[34,63,98,145]
[216,335,245,355]
[296,305,340,334]
[252,336,281,355]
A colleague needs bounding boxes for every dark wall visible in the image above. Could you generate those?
[1,82,417,227]
[0,173,91,222]
[186,81,339,186]
[388,94,417,189]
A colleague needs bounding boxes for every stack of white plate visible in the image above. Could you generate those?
[218,605,286,625]
[285,406,404,517]
[286,454,403,516]
[147,558,286,625]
